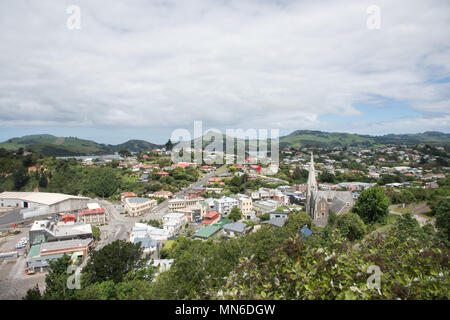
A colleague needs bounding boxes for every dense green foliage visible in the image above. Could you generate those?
[353,186,390,224]
[228,207,242,221]
[434,198,450,244]
[335,212,366,241]
[24,241,156,300]
[82,240,150,284]
[214,215,449,299]
[0,134,160,156]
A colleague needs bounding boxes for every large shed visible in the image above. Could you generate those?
[0,192,90,218]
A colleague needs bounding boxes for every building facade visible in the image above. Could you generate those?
[124,197,157,217]
[213,196,238,215]
[78,208,107,225]
[306,152,354,225]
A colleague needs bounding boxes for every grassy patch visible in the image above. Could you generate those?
[391,206,413,214]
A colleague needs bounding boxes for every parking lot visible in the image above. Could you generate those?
[0,227,46,300]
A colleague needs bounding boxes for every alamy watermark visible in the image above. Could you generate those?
[67,5,81,30]
[66,264,81,290]
[366,5,381,30]
[170,121,279,168]
[366,264,381,293]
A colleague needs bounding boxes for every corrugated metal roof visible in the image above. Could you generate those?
[40,238,92,251]
[0,192,89,206]
[133,237,159,248]
[223,222,247,233]
[194,225,222,238]
[28,244,41,258]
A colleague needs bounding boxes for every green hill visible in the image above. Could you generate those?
[279,130,376,148]
[113,140,160,153]
[0,135,161,156]
[278,130,450,148]
[1,130,448,156]
[184,129,450,151]
[371,131,450,145]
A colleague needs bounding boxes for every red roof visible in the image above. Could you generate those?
[79,208,106,216]
[121,192,136,197]
[62,214,75,219]
[204,211,219,219]
[173,163,190,168]
[156,171,168,175]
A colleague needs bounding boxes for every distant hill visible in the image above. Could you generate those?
[371,131,450,145]
[190,130,450,150]
[279,130,450,148]
[279,130,375,148]
[0,135,162,156]
[113,139,160,153]
[1,130,448,156]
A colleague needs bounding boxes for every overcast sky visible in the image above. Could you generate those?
[0,0,449,144]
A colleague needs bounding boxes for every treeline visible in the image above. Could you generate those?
[221,173,285,194]
[0,148,41,192]
[25,206,450,300]
[0,149,201,199]
[386,175,450,216]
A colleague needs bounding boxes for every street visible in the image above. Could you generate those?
[96,165,227,248]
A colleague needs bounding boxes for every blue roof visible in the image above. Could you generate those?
[300,225,313,237]
[133,237,159,248]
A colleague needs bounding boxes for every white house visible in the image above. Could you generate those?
[213,196,238,215]
[162,212,188,236]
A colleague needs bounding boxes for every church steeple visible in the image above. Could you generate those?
[307,151,317,194]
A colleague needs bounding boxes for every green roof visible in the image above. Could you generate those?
[193,219,232,239]
[28,244,41,258]
[216,218,232,227]
[194,225,222,239]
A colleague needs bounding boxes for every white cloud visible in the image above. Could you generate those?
[0,0,449,136]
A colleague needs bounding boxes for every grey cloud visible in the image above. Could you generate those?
[0,0,449,135]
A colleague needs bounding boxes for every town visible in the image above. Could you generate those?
[0,138,448,300]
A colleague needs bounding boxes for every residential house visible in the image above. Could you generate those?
[222,221,251,237]
[214,196,238,215]
[162,213,188,236]
[78,208,107,225]
[124,197,157,217]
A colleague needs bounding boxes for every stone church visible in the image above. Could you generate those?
[305,152,354,225]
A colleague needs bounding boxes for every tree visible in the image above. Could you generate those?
[336,212,366,241]
[260,212,270,221]
[92,225,101,241]
[42,255,77,300]
[82,240,149,284]
[165,139,174,151]
[228,207,242,222]
[118,149,132,158]
[292,166,308,181]
[229,176,241,187]
[327,211,337,227]
[87,167,119,198]
[399,189,416,204]
[38,173,48,188]
[353,186,390,224]
[23,284,42,300]
[319,171,336,184]
[434,198,450,243]
[13,167,29,190]
[144,219,162,228]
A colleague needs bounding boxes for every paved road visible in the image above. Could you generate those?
[389,204,434,227]
[142,165,227,221]
[94,165,227,248]
[0,209,26,228]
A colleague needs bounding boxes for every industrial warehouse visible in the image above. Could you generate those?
[0,191,90,219]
